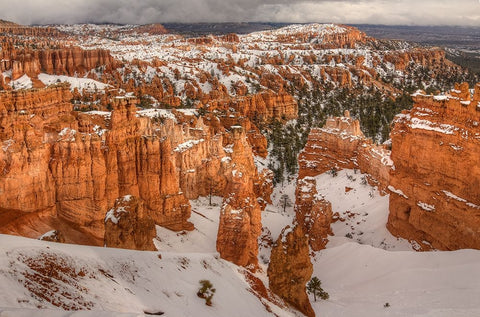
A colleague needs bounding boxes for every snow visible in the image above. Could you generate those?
[9,74,33,90]
[417,201,435,212]
[442,190,480,209]
[1,139,14,152]
[433,95,448,101]
[58,128,77,142]
[173,139,205,152]
[104,206,127,224]
[408,117,458,135]
[312,243,480,317]
[38,230,57,240]
[314,170,414,250]
[388,185,408,199]
[85,111,111,118]
[38,73,110,91]
[136,109,176,122]
[0,233,287,317]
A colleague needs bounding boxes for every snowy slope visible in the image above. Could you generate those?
[0,233,290,317]
[314,169,415,251]
[38,73,110,91]
[312,243,480,317]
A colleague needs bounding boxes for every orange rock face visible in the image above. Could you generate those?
[104,195,157,251]
[295,177,333,251]
[298,111,392,192]
[204,91,298,123]
[0,85,272,261]
[0,43,117,80]
[267,225,315,317]
[387,83,480,250]
[216,127,263,268]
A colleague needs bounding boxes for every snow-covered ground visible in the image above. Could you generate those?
[0,232,290,317]
[1,169,480,316]
[7,73,109,91]
[315,169,414,251]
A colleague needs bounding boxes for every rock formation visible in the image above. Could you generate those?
[298,110,393,192]
[203,91,298,123]
[387,83,480,250]
[1,45,117,80]
[295,177,333,251]
[216,127,263,268]
[268,225,315,317]
[104,195,157,251]
[0,85,272,260]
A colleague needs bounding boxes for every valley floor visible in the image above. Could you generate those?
[1,169,480,316]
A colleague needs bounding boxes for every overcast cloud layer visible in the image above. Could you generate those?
[1,0,479,26]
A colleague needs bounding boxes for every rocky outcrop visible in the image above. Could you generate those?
[383,49,450,72]
[130,24,169,35]
[104,195,156,251]
[38,230,66,243]
[268,225,315,317]
[0,86,272,259]
[0,91,194,243]
[295,177,333,251]
[0,86,73,215]
[216,127,263,268]
[298,110,393,192]
[0,20,60,37]
[1,44,117,80]
[204,91,298,123]
[387,83,480,250]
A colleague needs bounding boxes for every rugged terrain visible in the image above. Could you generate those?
[387,83,480,250]
[0,20,480,317]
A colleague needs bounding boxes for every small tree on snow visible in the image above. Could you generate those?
[197,279,216,306]
[307,276,329,302]
[280,194,293,213]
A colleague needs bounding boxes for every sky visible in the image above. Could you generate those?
[1,0,480,26]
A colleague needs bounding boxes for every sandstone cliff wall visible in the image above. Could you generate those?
[298,111,393,192]
[387,83,480,250]
[0,87,271,261]
[1,44,117,80]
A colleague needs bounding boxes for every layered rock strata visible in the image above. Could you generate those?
[298,110,393,192]
[0,44,117,80]
[387,83,480,250]
[0,86,272,261]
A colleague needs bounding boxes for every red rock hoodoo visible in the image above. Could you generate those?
[294,177,333,251]
[387,83,480,250]
[267,225,315,317]
[216,127,263,268]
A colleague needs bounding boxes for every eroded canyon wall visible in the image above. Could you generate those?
[0,87,272,261]
[298,111,393,192]
[387,83,480,250]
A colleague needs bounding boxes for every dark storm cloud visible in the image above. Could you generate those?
[1,0,479,26]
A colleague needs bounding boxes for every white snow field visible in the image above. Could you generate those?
[1,169,480,316]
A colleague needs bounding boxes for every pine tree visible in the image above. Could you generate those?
[280,194,293,213]
[197,280,216,306]
[306,276,329,302]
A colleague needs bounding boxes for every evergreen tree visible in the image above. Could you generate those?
[197,280,216,306]
[280,194,293,213]
[306,276,329,302]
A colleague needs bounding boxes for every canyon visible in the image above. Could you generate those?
[0,19,479,317]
